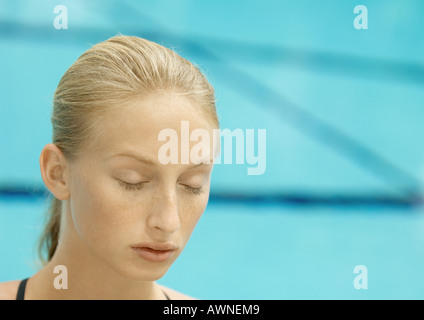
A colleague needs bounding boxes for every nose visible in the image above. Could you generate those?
[146,187,181,235]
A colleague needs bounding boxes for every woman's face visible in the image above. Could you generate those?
[64,93,216,280]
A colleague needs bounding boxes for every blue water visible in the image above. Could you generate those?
[1,198,424,299]
[1,0,424,299]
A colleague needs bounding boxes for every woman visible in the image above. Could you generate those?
[0,35,219,299]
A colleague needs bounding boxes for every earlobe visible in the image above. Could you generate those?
[39,143,70,200]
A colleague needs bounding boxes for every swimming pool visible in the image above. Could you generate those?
[1,0,424,299]
[1,196,424,299]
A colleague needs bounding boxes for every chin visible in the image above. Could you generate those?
[102,248,180,281]
[116,262,172,282]
[127,269,169,282]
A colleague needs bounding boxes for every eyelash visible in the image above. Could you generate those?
[119,181,146,191]
[119,181,205,195]
[184,185,205,195]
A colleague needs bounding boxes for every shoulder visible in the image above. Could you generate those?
[157,284,198,300]
[0,280,20,300]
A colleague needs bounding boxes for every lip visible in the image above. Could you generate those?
[133,242,178,251]
[131,243,178,263]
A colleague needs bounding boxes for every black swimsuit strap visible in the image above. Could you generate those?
[16,277,170,300]
[16,278,29,300]
[163,290,171,300]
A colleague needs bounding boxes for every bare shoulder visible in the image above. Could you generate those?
[0,280,20,300]
[158,284,198,300]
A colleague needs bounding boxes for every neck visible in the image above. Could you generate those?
[26,200,167,300]
[27,250,165,300]
[27,226,165,300]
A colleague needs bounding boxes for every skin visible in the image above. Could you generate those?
[0,92,217,300]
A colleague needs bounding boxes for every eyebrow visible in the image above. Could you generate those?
[108,151,213,168]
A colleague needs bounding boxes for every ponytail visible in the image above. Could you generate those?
[38,197,61,264]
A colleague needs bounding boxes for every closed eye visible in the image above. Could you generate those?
[119,180,147,191]
[180,184,206,195]
[119,180,205,195]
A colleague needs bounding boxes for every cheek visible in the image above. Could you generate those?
[69,170,211,250]
[179,190,210,237]
[69,174,137,249]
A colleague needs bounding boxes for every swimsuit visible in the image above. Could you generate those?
[16,278,170,300]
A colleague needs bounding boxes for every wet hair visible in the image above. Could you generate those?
[38,35,218,264]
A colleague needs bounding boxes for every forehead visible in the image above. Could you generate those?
[88,93,216,160]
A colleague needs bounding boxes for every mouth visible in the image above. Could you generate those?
[131,243,178,263]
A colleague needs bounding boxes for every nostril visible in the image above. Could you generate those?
[147,211,180,234]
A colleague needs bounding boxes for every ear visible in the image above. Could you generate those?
[39,143,71,200]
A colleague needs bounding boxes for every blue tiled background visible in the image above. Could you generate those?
[1,0,424,299]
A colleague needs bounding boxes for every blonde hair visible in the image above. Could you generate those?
[38,35,218,264]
